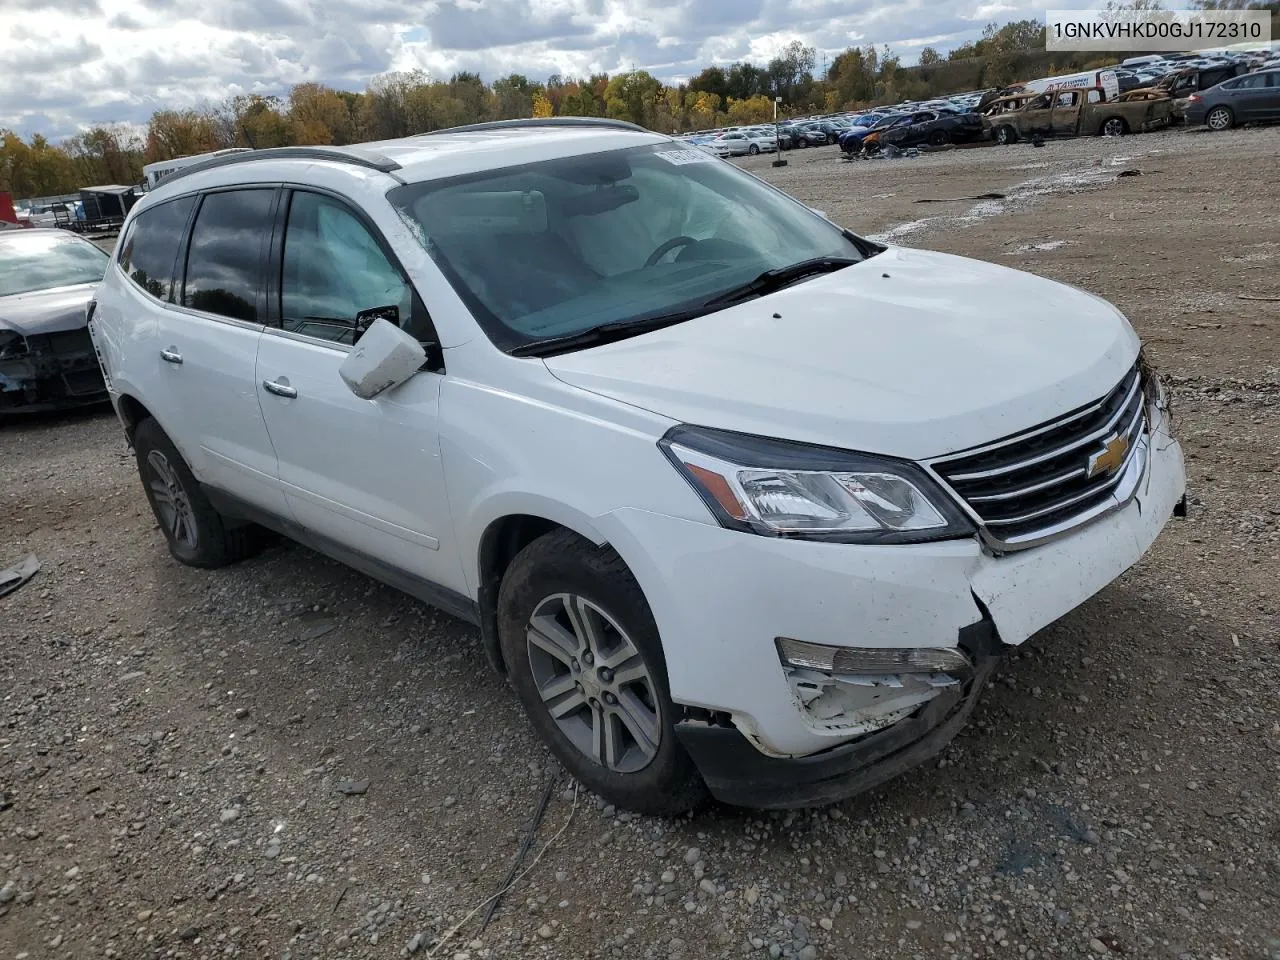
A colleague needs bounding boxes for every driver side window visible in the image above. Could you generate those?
[280,191,415,346]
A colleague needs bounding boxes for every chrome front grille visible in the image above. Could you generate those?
[932,364,1149,549]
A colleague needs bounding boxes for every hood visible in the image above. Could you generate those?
[544,247,1139,461]
[0,283,97,337]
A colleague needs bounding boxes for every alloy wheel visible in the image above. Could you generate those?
[1103,118,1126,137]
[525,593,661,774]
[146,450,198,549]
[1207,107,1231,131]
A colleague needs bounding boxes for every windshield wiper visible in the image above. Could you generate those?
[701,256,861,310]
[510,310,703,358]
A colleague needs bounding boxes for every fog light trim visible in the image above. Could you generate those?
[776,637,972,677]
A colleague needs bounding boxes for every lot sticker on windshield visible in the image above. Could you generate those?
[658,148,716,165]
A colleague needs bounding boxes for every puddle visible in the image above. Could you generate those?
[1008,239,1069,254]
[868,165,1120,245]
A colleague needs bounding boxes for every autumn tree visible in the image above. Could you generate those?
[145,109,221,162]
[288,83,355,145]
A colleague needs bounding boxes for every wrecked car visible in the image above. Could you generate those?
[865,109,985,151]
[985,86,1173,144]
[0,229,110,413]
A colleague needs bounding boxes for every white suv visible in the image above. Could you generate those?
[91,119,1186,814]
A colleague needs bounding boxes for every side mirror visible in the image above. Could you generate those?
[338,318,427,400]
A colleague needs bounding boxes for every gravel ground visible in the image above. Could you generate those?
[2,126,1278,960]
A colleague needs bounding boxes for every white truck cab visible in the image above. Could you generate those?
[90,119,1186,813]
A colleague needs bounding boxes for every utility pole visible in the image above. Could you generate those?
[772,96,786,167]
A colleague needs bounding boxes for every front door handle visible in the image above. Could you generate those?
[160,348,183,365]
[262,378,298,399]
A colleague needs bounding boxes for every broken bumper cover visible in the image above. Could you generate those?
[0,328,107,413]
[676,620,1005,809]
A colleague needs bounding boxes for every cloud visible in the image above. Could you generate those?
[0,0,1100,139]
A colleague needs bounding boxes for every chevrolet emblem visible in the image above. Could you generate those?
[1087,433,1130,479]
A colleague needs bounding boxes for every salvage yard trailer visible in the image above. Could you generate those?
[985,85,1174,144]
[61,185,140,233]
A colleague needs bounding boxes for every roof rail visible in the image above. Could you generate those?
[420,117,650,137]
[160,146,402,186]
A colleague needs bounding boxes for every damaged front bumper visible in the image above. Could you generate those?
[676,620,1006,809]
[0,328,107,413]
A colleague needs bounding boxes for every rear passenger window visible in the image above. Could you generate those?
[117,196,195,301]
[182,189,275,323]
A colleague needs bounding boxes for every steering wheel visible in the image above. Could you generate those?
[645,236,698,267]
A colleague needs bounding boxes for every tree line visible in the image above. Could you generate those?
[2,3,1276,200]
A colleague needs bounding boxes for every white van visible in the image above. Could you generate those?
[1022,70,1121,101]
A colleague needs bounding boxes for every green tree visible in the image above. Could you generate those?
[493,74,537,120]
[603,70,661,125]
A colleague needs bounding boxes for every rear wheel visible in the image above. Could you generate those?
[1206,106,1233,131]
[498,530,708,815]
[1101,116,1128,137]
[133,418,267,568]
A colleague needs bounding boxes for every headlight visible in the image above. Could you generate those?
[0,329,29,361]
[660,425,975,544]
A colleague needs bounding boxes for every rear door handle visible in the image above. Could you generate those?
[262,378,298,399]
[161,348,183,365]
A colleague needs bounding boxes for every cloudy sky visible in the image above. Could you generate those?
[0,0,1098,140]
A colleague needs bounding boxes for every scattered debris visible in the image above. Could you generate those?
[916,192,1007,204]
[479,777,558,932]
[1117,169,1142,177]
[299,620,336,642]
[335,779,370,796]
[0,554,40,599]
[1239,294,1280,302]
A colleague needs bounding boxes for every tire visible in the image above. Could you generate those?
[995,125,1017,146]
[1101,116,1128,137]
[497,530,708,816]
[1205,106,1233,131]
[133,417,266,568]
[928,129,951,146]
[798,138,809,149]
[748,143,760,155]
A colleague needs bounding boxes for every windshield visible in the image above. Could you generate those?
[389,142,866,353]
[0,232,109,297]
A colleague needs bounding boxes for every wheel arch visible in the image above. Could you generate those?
[473,506,615,674]
[115,392,155,444]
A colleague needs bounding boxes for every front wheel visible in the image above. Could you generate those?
[1205,106,1233,131]
[133,418,267,568]
[748,143,760,155]
[995,125,1017,145]
[928,129,951,146]
[498,530,708,816]
[798,138,809,148]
